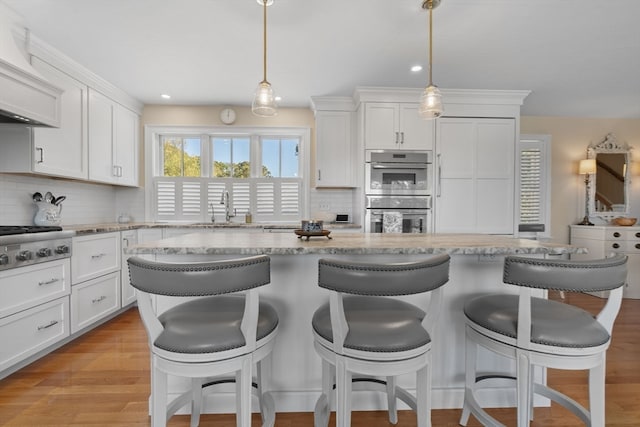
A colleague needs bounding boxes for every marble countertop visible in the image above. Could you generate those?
[125,232,585,256]
[66,222,361,235]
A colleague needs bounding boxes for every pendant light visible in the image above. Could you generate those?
[252,0,278,117]
[419,0,443,119]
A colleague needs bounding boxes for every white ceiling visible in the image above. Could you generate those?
[4,0,640,118]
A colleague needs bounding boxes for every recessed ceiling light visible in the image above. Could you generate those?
[161,94,171,99]
[411,65,423,72]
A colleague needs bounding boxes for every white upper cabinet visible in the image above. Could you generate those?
[364,103,434,150]
[88,89,139,186]
[31,58,88,179]
[0,58,88,180]
[434,117,516,234]
[315,110,354,187]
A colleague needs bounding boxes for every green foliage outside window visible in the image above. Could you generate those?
[163,140,201,177]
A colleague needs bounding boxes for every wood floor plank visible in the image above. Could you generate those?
[0,292,638,426]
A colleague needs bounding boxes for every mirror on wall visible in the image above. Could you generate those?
[587,133,631,218]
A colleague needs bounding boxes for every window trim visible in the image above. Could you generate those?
[144,125,310,223]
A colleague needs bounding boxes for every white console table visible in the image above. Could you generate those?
[570,225,640,299]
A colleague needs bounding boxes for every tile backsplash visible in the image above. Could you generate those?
[0,174,144,226]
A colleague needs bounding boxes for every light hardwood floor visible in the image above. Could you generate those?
[0,292,638,426]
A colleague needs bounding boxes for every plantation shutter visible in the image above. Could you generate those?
[518,135,551,236]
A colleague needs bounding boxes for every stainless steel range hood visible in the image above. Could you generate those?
[0,5,62,127]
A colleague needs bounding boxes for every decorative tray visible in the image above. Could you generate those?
[294,229,332,240]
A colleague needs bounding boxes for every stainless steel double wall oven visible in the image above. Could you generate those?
[364,150,432,233]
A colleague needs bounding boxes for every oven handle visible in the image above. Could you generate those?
[370,163,429,169]
[367,210,431,215]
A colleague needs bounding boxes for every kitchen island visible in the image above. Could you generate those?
[126,232,584,414]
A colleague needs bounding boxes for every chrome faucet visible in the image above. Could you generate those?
[220,191,235,222]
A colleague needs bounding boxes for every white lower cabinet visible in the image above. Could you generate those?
[71,272,120,334]
[72,232,121,284]
[121,228,163,307]
[0,259,71,374]
[71,232,122,334]
[0,297,70,372]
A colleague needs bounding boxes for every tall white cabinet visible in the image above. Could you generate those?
[570,225,640,299]
[310,97,356,188]
[435,118,516,234]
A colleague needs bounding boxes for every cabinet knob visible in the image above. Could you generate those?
[636,243,640,250]
[612,243,620,249]
[636,232,640,238]
[613,232,621,238]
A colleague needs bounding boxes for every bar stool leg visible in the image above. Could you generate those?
[235,357,252,427]
[516,351,532,427]
[335,358,352,427]
[190,378,203,427]
[151,361,168,427]
[459,331,476,426]
[386,376,398,424]
[589,360,606,427]
[417,362,431,427]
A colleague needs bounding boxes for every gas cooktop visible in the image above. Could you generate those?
[0,225,63,236]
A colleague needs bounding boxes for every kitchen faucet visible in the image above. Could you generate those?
[220,190,235,222]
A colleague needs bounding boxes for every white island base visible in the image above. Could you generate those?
[128,233,580,415]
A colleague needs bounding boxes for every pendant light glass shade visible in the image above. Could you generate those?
[419,0,443,119]
[252,0,278,117]
[419,84,443,119]
[252,81,277,117]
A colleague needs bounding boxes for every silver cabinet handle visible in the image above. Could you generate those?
[437,153,442,197]
[318,170,321,181]
[400,132,404,144]
[395,132,399,144]
[92,295,107,304]
[38,278,60,286]
[36,147,44,163]
[37,320,59,330]
[91,253,107,259]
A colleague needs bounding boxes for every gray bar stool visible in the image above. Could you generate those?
[312,254,450,427]
[460,254,628,427]
[127,255,279,427]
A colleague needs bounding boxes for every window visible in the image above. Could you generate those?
[147,126,309,223]
[212,137,250,178]
[518,134,551,238]
[161,136,201,177]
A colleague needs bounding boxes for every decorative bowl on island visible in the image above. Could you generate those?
[613,217,637,226]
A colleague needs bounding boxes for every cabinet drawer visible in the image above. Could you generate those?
[0,259,71,319]
[71,272,120,333]
[72,232,121,284]
[0,297,70,372]
[605,228,640,240]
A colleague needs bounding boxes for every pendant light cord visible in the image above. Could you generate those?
[262,0,268,84]
[428,2,434,86]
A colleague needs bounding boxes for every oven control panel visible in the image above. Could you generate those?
[0,238,72,271]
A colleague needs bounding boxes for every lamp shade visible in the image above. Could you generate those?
[578,159,596,175]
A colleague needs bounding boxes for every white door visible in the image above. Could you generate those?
[398,104,434,150]
[364,103,399,150]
